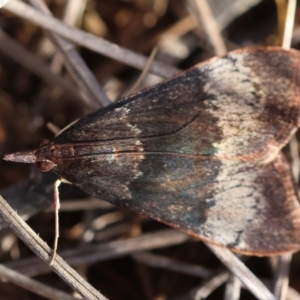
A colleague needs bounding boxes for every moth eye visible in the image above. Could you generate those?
[37,161,55,172]
[38,139,50,147]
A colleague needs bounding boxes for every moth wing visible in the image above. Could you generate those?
[54,152,300,255]
[51,47,300,254]
[55,47,300,161]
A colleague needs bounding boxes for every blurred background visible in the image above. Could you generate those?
[0,0,300,299]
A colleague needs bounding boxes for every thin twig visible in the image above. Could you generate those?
[46,122,61,135]
[132,252,213,278]
[124,47,158,97]
[0,0,10,8]
[275,0,287,46]
[0,264,77,300]
[224,275,242,300]
[50,0,87,74]
[91,211,125,231]
[286,287,300,300]
[28,0,110,108]
[282,0,297,49]
[191,271,230,300]
[207,244,276,300]
[95,223,133,241]
[216,0,262,30]
[0,30,82,102]
[187,0,227,56]
[0,195,108,300]
[3,0,179,79]
[273,254,293,300]
[50,198,114,211]
[5,229,190,277]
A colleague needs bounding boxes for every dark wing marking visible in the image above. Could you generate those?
[48,47,300,255]
[53,152,300,255]
[54,47,300,162]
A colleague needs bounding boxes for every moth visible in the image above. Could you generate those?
[4,47,300,256]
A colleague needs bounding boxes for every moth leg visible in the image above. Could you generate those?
[49,178,72,265]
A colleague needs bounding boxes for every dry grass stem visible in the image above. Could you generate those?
[0,264,77,300]
[28,0,110,108]
[3,0,179,78]
[0,195,108,300]
[187,0,226,55]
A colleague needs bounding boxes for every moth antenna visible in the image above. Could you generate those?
[3,151,37,164]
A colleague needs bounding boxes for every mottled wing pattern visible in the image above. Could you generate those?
[48,47,300,255]
[53,151,300,255]
[55,47,300,162]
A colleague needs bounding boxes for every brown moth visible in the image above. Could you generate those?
[4,47,300,256]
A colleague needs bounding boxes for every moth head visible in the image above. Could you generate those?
[3,139,56,172]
